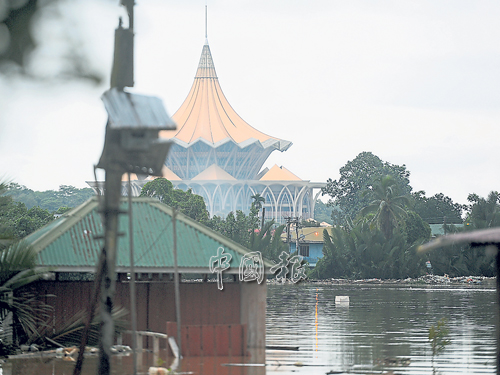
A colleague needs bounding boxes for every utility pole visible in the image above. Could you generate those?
[73,2,175,374]
[294,217,300,256]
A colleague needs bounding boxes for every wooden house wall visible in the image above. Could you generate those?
[27,279,242,349]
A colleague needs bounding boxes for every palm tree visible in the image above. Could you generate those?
[251,193,266,229]
[0,182,52,347]
[360,175,410,239]
[0,240,52,346]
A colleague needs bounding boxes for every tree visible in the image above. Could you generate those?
[403,211,431,244]
[313,200,333,225]
[322,152,411,225]
[465,191,500,229]
[6,183,94,212]
[1,185,53,240]
[360,175,410,240]
[140,178,209,223]
[251,193,266,229]
[251,193,265,211]
[412,191,464,224]
[0,241,52,347]
[315,220,423,280]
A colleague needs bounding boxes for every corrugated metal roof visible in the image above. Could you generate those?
[281,227,333,244]
[102,88,176,130]
[25,197,273,273]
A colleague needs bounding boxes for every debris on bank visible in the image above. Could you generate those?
[268,275,495,286]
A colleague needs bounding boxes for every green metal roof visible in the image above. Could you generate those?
[25,197,273,274]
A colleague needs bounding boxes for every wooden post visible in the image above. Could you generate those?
[98,168,122,375]
[173,209,182,357]
[128,174,138,375]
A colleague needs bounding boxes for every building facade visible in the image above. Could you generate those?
[89,38,325,223]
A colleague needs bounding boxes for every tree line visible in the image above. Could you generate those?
[316,152,498,279]
[1,183,94,240]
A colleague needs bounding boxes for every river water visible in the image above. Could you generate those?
[266,283,497,374]
[3,283,497,374]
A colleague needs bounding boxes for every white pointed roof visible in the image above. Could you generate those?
[160,42,291,151]
[260,164,302,181]
[192,164,237,181]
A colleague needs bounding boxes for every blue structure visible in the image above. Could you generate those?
[286,227,333,267]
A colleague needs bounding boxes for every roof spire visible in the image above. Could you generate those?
[204,3,208,45]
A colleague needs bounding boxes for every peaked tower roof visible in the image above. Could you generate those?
[192,164,237,181]
[260,164,302,181]
[160,41,291,151]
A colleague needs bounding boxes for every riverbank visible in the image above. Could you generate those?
[268,274,496,286]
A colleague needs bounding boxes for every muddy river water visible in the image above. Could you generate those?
[2,282,497,374]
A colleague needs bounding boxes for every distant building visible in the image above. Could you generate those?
[283,226,333,267]
[89,39,324,223]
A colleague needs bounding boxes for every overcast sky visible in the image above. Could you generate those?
[0,0,499,205]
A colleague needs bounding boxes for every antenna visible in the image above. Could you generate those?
[205,3,208,39]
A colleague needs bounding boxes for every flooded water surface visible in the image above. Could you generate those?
[2,283,497,374]
[266,283,497,374]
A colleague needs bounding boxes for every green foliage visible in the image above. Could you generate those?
[0,187,54,240]
[412,191,464,224]
[465,191,500,229]
[0,241,52,345]
[206,208,284,263]
[425,191,499,277]
[428,318,451,357]
[315,221,424,280]
[403,211,431,244]
[322,152,411,225]
[313,200,333,225]
[206,208,259,249]
[140,178,209,223]
[251,193,265,211]
[6,183,94,212]
[360,175,410,240]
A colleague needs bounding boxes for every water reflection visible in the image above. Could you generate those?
[267,284,496,374]
[2,284,496,374]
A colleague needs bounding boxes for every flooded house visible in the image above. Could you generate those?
[23,196,269,357]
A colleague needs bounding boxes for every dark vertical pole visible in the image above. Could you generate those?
[173,209,182,357]
[261,207,265,231]
[295,217,300,255]
[98,168,122,375]
[496,245,500,375]
[128,174,138,375]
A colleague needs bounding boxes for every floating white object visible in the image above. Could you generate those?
[168,336,180,358]
[335,296,350,304]
[149,367,169,375]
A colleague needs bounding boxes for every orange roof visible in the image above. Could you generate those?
[192,164,237,181]
[121,173,139,181]
[147,166,182,181]
[160,42,291,150]
[259,165,302,181]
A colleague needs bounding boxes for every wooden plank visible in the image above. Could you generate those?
[180,325,188,356]
[201,325,215,356]
[215,325,230,356]
[229,324,243,356]
[186,325,202,357]
[166,321,176,338]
